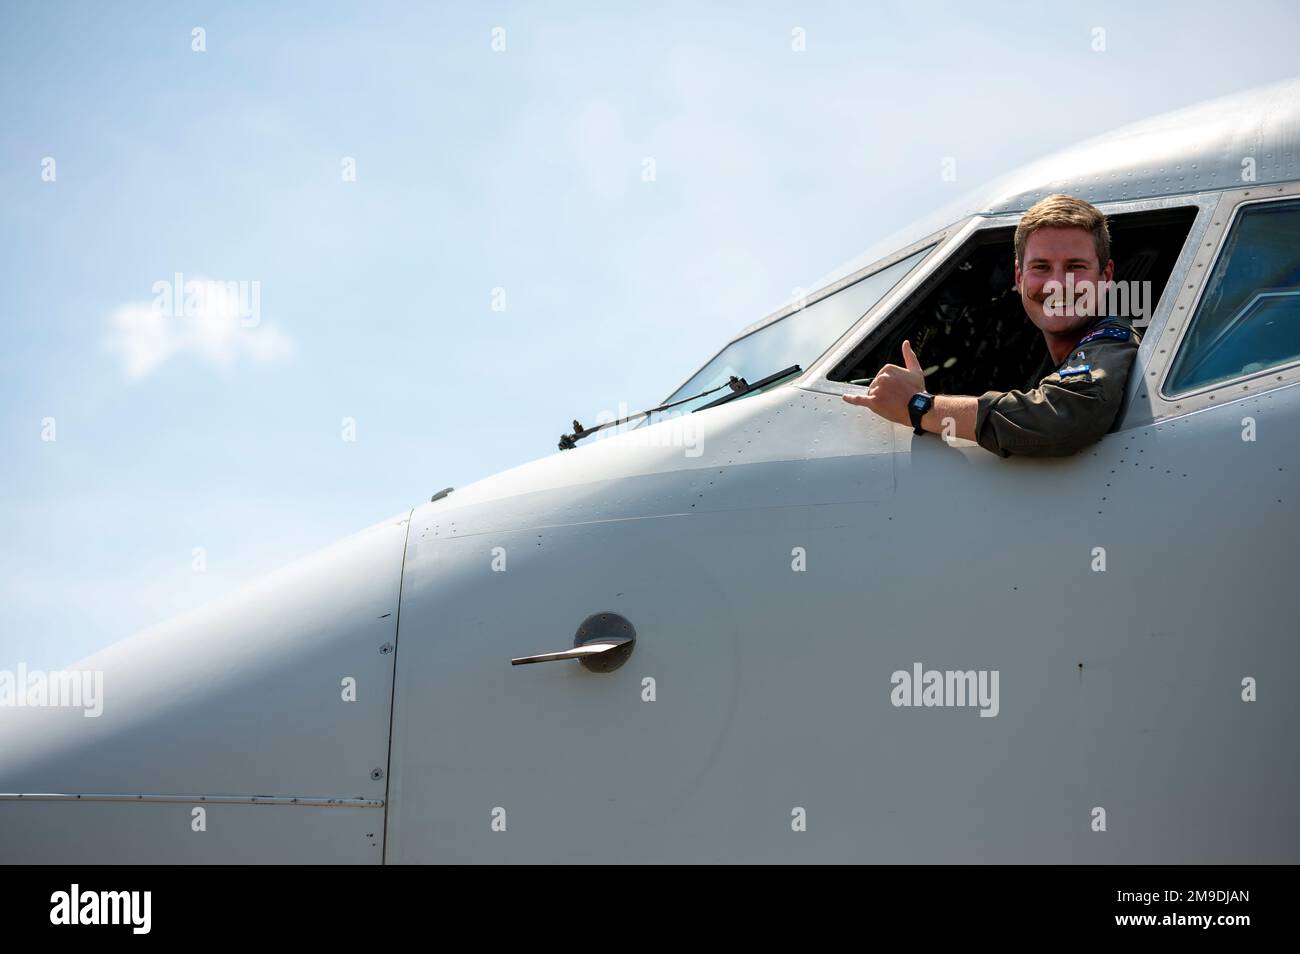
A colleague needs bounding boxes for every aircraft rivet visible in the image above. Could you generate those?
[371,768,384,780]
[380,643,393,654]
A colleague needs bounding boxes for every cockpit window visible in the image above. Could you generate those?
[1165,198,1300,396]
[652,247,930,421]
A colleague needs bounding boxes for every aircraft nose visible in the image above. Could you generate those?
[0,513,409,863]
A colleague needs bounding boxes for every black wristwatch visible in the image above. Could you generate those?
[907,391,934,435]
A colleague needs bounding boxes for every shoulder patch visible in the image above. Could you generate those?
[1059,363,1093,379]
[1078,326,1131,345]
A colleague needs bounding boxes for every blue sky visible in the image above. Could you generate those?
[3,0,1298,669]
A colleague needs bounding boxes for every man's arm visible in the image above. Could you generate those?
[918,394,977,442]
[968,335,1139,457]
[842,334,1140,457]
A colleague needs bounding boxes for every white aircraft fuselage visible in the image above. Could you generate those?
[3,78,1299,863]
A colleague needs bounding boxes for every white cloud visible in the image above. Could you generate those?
[106,276,295,380]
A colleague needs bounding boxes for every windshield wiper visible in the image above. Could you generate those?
[559,376,747,450]
[559,364,801,450]
[692,364,801,412]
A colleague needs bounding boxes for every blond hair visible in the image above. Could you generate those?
[1014,193,1111,268]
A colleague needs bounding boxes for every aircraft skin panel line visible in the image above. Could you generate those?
[0,793,384,808]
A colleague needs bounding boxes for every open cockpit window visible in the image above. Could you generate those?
[828,207,1198,402]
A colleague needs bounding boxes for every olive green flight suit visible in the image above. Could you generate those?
[974,316,1142,458]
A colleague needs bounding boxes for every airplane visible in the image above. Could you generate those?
[3,76,1298,863]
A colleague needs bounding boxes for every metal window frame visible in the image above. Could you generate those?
[795,215,982,393]
[1153,185,1300,412]
[658,227,952,405]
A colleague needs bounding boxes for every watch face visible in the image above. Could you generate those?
[909,395,927,410]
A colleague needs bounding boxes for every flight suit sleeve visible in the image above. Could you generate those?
[973,335,1139,458]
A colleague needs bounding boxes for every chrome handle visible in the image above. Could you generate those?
[511,636,632,666]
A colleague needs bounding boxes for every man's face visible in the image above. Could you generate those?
[1015,226,1115,336]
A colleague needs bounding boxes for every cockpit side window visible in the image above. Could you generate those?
[652,247,931,422]
[1164,198,1300,396]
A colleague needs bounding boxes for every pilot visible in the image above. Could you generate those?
[844,193,1141,457]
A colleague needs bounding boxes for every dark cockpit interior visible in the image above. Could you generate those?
[829,206,1199,396]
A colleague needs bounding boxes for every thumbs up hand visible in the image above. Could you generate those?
[901,339,924,376]
[841,339,927,427]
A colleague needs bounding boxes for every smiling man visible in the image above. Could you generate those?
[843,193,1142,457]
